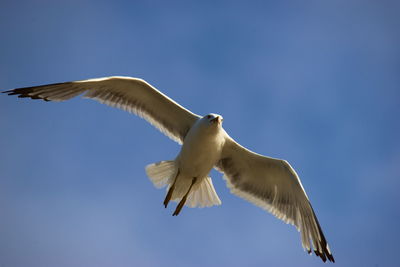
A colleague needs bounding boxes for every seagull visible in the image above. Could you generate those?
[3,76,334,262]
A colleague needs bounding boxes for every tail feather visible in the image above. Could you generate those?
[145,161,177,188]
[145,162,221,209]
[187,177,221,208]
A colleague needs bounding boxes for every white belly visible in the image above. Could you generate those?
[177,123,224,180]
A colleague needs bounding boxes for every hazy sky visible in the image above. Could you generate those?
[1,1,399,266]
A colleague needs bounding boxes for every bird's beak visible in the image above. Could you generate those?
[211,117,220,124]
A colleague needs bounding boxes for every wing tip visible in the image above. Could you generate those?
[314,249,335,263]
[313,233,335,263]
[3,81,78,102]
[3,87,51,101]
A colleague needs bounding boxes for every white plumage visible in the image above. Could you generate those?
[3,76,334,263]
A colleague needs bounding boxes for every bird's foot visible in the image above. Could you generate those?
[172,177,197,216]
[163,169,180,208]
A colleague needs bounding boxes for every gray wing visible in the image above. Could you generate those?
[3,76,200,144]
[216,133,334,263]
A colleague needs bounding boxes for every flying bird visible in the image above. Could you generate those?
[3,76,334,262]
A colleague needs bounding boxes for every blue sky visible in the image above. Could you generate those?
[1,0,399,266]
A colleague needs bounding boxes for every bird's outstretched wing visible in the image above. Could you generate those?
[216,133,334,263]
[3,76,200,143]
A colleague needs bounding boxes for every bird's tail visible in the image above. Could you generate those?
[145,160,177,189]
[145,161,221,208]
[186,177,222,208]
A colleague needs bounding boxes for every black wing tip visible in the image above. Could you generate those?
[306,247,334,263]
[314,248,335,263]
[2,81,74,101]
[327,252,335,263]
[2,89,19,96]
[307,202,335,263]
[2,88,51,101]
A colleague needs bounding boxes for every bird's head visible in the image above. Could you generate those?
[203,113,223,127]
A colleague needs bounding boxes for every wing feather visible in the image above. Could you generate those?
[216,134,334,262]
[3,76,200,143]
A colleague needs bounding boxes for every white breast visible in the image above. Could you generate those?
[177,119,225,179]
